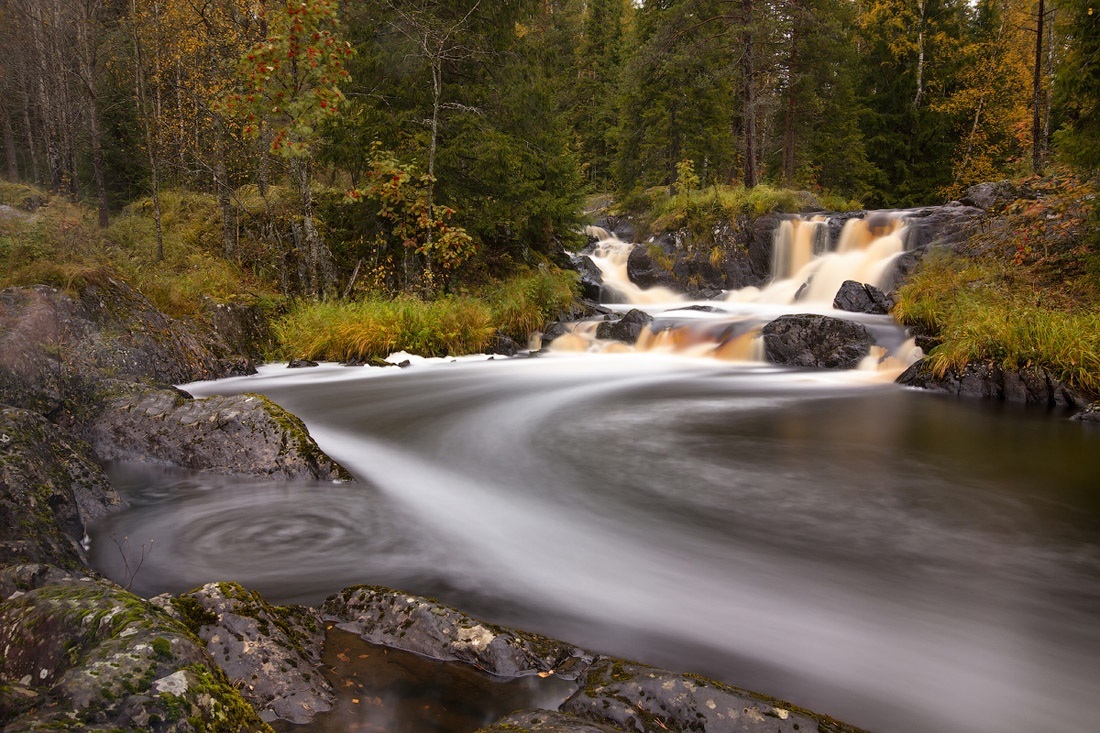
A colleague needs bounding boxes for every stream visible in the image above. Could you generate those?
[90,217,1100,733]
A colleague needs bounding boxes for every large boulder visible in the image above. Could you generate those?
[0,407,123,570]
[0,283,251,421]
[761,314,874,369]
[153,582,333,725]
[897,359,1084,407]
[323,585,593,680]
[561,658,867,733]
[86,382,351,480]
[0,566,272,732]
[570,255,605,302]
[833,280,894,315]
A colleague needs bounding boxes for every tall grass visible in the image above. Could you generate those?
[274,269,580,361]
[484,268,580,342]
[274,297,495,361]
[894,250,1100,395]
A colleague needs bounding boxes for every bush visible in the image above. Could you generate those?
[483,268,580,342]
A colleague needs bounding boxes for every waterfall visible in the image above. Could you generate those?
[557,214,918,372]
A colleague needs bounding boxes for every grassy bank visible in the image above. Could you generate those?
[272,268,579,361]
[893,173,1100,395]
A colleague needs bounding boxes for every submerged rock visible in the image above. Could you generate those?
[323,585,593,679]
[761,314,874,369]
[561,658,866,733]
[0,566,272,732]
[0,407,123,569]
[154,582,333,725]
[897,359,1084,408]
[87,382,352,480]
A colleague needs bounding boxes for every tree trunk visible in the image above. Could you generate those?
[914,0,926,110]
[2,101,17,180]
[216,160,236,258]
[291,156,336,299]
[741,0,758,187]
[1032,0,1044,175]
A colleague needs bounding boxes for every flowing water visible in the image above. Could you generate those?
[90,216,1100,733]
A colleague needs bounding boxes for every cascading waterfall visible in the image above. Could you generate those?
[559,214,918,372]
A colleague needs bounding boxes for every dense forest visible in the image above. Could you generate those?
[0,0,1097,299]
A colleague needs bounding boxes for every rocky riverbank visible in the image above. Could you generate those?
[0,277,874,732]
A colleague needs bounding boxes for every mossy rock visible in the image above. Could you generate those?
[0,566,272,732]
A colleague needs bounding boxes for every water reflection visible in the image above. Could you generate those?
[91,356,1100,733]
[268,629,574,733]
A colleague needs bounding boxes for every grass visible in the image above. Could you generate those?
[274,268,581,361]
[894,248,1100,395]
[274,297,495,361]
[0,183,279,317]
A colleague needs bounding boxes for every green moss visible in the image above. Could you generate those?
[170,595,218,635]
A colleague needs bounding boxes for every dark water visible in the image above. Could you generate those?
[91,355,1100,733]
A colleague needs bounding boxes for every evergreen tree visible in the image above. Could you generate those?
[1054,0,1100,172]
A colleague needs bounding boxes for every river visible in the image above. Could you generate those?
[90,218,1100,733]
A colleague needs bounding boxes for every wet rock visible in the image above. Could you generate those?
[477,709,625,732]
[833,280,894,315]
[0,407,123,569]
[1071,403,1100,424]
[153,582,333,725]
[626,242,675,290]
[901,205,986,251]
[86,382,352,480]
[562,658,867,733]
[287,358,319,368]
[897,359,1084,407]
[323,585,593,679]
[570,255,605,302]
[596,309,654,344]
[0,566,272,732]
[761,314,874,369]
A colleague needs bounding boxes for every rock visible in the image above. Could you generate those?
[961,180,1030,211]
[897,359,1084,407]
[86,382,352,480]
[595,309,654,344]
[1071,403,1100,424]
[561,658,867,733]
[0,566,272,732]
[761,314,874,369]
[0,407,123,569]
[626,243,673,290]
[570,255,605,302]
[487,332,522,356]
[477,710,625,732]
[200,298,273,364]
[832,280,894,314]
[0,283,246,421]
[322,585,593,680]
[901,205,985,251]
[287,358,319,368]
[153,582,333,725]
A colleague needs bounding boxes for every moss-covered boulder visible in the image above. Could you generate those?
[86,383,351,481]
[322,585,592,679]
[562,658,868,733]
[0,566,272,732]
[0,407,123,569]
[153,582,333,725]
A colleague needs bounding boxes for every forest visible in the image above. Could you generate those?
[0,0,1097,302]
